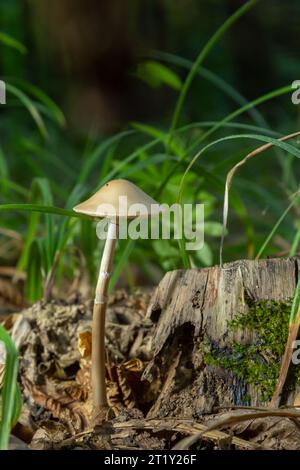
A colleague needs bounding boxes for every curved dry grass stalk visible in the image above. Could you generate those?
[220,131,300,266]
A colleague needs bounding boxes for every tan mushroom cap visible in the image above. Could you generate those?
[73,179,161,218]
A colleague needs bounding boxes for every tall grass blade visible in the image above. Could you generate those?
[290,226,300,257]
[17,178,54,273]
[0,147,9,197]
[168,0,259,144]
[174,131,300,265]
[0,32,27,54]
[78,131,134,184]
[187,85,294,152]
[0,326,21,450]
[219,131,300,265]
[256,192,299,260]
[0,204,86,219]
[25,240,43,302]
[0,178,29,198]
[157,85,293,196]
[6,83,48,138]
[151,50,266,127]
[9,79,65,127]
[110,240,135,292]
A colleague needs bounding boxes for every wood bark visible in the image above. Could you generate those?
[143,258,300,418]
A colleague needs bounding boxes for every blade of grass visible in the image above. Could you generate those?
[25,240,43,302]
[168,0,260,146]
[0,204,87,219]
[0,147,9,197]
[6,83,48,139]
[176,121,280,138]
[98,144,117,183]
[255,191,300,260]
[219,131,300,265]
[0,177,30,198]
[135,60,182,90]
[131,121,279,200]
[55,184,86,251]
[176,131,300,265]
[109,239,136,292]
[17,178,54,273]
[156,85,293,196]
[121,154,178,178]
[78,130,134,184]
[131,122,185,157]
[188,85,294,152]
[0,32,27,54]
[20,138,76,179]
[0,326,20,450]
[290,226,300,257]
[151,50,266,127]
[79,219,97,283]
[101,138,161,184]
[187,164,255,258]
[43,185,87,298]
[8,78,65,127]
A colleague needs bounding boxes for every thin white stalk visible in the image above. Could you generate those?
[92,220,117,410]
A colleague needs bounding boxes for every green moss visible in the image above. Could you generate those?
[203,298,300,402]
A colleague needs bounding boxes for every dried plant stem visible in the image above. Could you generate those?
[92,221,117,410]
[220,131,300,266]
[270,308,300,407]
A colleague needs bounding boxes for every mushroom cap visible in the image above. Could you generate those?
[73,179,161,218]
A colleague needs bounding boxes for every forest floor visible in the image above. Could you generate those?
[2,284,300,451]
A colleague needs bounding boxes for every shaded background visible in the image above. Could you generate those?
[2,0,299,133]
[0,0,300,297]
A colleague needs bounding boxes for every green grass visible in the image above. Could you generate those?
[0,326,21,450]
[0,0,299,297]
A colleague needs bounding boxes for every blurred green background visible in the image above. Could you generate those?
[0,0,300,301]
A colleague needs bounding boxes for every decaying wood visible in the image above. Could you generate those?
[144,258,300,417]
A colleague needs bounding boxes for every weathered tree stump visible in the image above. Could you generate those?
[143,258,300,418]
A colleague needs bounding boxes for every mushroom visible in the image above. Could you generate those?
[73,179,160,414]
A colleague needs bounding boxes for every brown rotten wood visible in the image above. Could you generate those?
[143,257,300,417]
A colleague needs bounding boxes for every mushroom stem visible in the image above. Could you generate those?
[92,220,117,409]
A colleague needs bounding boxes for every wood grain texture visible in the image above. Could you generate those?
[143,258,300,418]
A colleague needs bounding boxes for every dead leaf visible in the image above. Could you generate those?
[78,330,92,358]
[23,378,90,434]
[107,379,124,414]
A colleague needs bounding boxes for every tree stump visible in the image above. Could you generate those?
[143,258,300,418]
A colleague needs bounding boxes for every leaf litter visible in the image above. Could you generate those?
[2,288,300,450]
